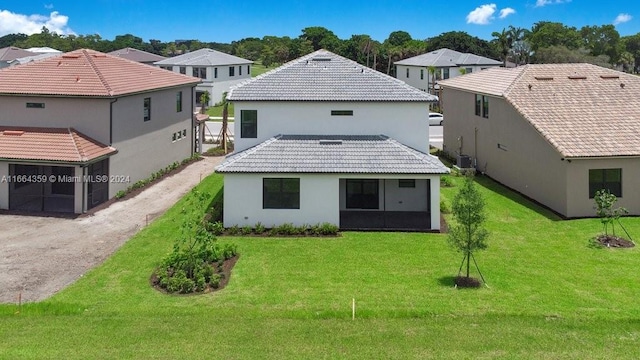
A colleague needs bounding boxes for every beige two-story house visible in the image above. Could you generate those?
[0,49,201,214]
[440,63,640,218]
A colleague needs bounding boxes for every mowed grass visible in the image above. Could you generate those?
[1,174,640,359]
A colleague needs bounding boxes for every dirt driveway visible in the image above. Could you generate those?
[0,156,223,304]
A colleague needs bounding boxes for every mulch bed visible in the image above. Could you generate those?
[150,255,239,295]
[455,276,482,288]
[596,235,635,248]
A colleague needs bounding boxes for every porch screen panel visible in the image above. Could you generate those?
[346,179,379,209]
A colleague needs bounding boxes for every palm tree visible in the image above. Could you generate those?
[427,66,437,95]
[220,92,230,154]
[199,91,210,114]
[492,28,510,67]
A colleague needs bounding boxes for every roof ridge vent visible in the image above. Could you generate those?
[3,130,25,136]
[600,75,620,79]
[568,75,586,80]
[319,139,342,145]
[311,57,331,61]
[62,54,80,59]
[534,76,554,81]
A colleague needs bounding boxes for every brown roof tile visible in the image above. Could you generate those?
[440,64,640,158]
[0,127,117,163]
[0,49,200,97]
[0,46,37,61]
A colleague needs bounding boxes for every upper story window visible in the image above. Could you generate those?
[214,67,218,78]
[420,69,424,80]
[263,178,300,209]
[240,110,257,138]
[192,67,206,79]
[160,66,171,70]
[239,65,242,76]
[229,66,235,77]
[331,110,353,116]
[26,102,45,109]
[143,97,151,121]
[475,94,489,118]
[589,169,622,198]
[443,68,450,79]
[466,68,473,74]
[406,68,409,78]
[176,91,183,112]
[179,66,186,74]
[247,65,250,74]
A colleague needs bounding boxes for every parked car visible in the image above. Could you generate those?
[429,112,444,126]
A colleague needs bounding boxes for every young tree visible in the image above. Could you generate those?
[594,189,628,237]
[220,91,230,154]
[199,91,210,114]
[448,175,489,282]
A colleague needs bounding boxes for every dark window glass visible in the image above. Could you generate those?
[443,68,450,79]
[346,179,379,209]
[589,169,622,198]
[247,65,250,74]
[398,179,416,188]
[331,110,353,116]
[179,66,186,74]
[143,97,151,121]
[26,102,45,108]
[240,110,257,138]
[176,91,182,112]
[239,65,242,75]
[420,69,424,80]
[12,164,38,190]
[406,68,409,78]
[263,178,300,209]
[482,96,489,118]
[475,94,482,116]
[214,67,218,78]
[192,67,206,79]
[51,167,74,195]
[229,66,235,77]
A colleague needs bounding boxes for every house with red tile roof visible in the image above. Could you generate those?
[439,63,640,218]
[0,49,201,214]
[0,46,38,68]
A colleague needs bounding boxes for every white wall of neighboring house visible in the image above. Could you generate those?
[160,64,251,105]
[223,173,340,227]
[232,101,430,153]
[396,65,499,92]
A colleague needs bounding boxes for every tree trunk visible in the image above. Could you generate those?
[222,104,228,154]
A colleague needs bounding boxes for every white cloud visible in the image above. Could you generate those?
[613,13,632,25]
[535,0,571,7]
[44,4,54,10]
[499,7,516,19]
[0,10,74,37]
[466,4,497,25]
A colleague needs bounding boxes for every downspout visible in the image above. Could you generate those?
[109,98,118,145]
[191,85,196,156]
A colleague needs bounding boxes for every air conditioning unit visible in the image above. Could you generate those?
[456,154,472,168]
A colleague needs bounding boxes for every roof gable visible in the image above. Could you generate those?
[394,48,502,67]
[0,49,200,97]
[108,47,167,63]
[0,47,37,61]
[154,48,252,66]
[228,49,437,102]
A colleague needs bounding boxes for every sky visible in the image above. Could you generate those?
[0,0,638,43]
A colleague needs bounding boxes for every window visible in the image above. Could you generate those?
[229,66,235,77]
[263,178,300,209]
[26,102,45,109]
[482,95,489,118]
[420,69,424,80]
[160,66,171,70]
[192,67,206,79]
[331,110,353,116]
[466,68,473,74]
[240,110,257,138]
[143,97,151,121]
[443,68,450,79]
[398,179,415,188]
[239,65,242,76]
[406,68,409,78]
[346,179,379,209]
[589,169,622,198]
[475,94,482,116]
[179,66,186,74]
[176,91,182,112]
[247,65,250,74]
[214,67,218,78]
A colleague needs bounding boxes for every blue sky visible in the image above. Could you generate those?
[0,1,638,43]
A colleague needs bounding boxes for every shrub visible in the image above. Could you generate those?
[441,175,454,187]
[241,225,253,235]
[273,223,296,236]
[317,222,338,236]
[208,221,224,236]
[440,199,451,214]
[115,190,126,199]
[227,225,240,235]
[254,222,266,234]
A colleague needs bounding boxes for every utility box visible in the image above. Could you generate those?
[457,154,472,168]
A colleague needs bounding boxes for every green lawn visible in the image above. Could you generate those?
[1,174,640,359]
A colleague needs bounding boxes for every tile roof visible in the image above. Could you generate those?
[216,135,449,174]
[0,49,201,97]
[394,48,502,67]
[439,66,525,96]
[9,52,60,66]
[0,127,117,163]
[108,47,167,63]
[228,49,438,102]
[154,48,252,66]
[0,47,37,61]
[440,63,640,158]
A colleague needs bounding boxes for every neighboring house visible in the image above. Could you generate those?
[439,63,640,218]
[0,49,201,214]
[9,52,60,66]
[0,47,37,68]
[154,48,252,106]
[395,48,502,93]
[108,47,167,64]
[26,47,62,54]
[216,49,449,231]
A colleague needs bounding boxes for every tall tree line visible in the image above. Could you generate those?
[2,22,640,73]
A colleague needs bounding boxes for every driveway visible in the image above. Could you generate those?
[0,156,223,304]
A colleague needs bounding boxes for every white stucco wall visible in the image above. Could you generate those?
[163,64,251,105]
[232,101,430,153]
[396,65,500,92]
[109,86,195,195]
[223,173,340,227]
